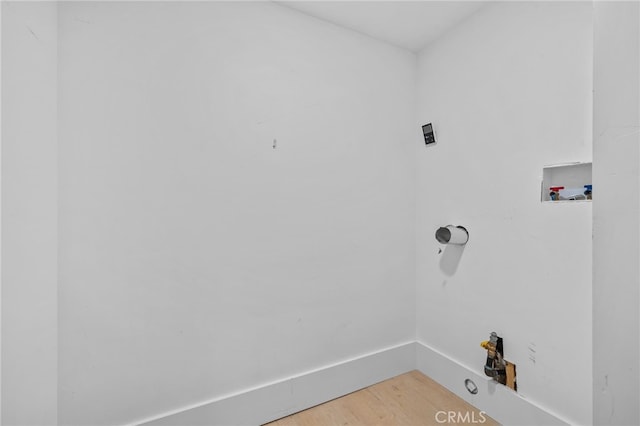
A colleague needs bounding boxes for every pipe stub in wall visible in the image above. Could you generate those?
[435,225,469,245]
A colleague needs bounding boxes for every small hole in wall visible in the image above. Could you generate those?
[465,378,478,394]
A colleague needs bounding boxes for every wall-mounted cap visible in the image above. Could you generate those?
[435,225,469,245]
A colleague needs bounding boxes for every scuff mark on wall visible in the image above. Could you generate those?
[25,25,39,41]
[528,342,536,365]
[600,374,616,423]
[597,126,640,141]
[74,16,91,24]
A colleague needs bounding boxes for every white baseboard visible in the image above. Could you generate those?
[137,341,416,426]
[136,341,568,426]
[414,341,569,426]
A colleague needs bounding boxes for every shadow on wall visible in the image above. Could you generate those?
[440,244,466,276]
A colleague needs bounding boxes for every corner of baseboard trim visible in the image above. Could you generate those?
[131,341,570,426]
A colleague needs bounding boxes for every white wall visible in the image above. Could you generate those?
[5,2,621,425]
[415,2,593,424]
[592,2,640,425]
[1,2,58,425]
[57,2,416,424]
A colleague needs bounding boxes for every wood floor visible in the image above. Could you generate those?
[265,370,498,426]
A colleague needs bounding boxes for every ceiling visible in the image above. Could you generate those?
[275,1,489,52]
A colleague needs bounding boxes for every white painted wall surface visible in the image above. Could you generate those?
[415,2,593,424]
[57,2,416,424]
[592,2,640,425]
[1,2,58,425]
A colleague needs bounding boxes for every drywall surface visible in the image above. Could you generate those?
[1,2,58,425]
[415,2,592,424]
[592,2,640,425]
[57,2,416,424]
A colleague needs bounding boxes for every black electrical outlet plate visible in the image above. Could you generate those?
[422,123,436,146]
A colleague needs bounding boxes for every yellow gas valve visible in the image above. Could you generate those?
[479,332,517,392]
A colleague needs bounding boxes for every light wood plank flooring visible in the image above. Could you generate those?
[265,370,498,426]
